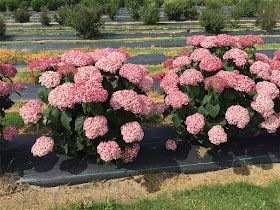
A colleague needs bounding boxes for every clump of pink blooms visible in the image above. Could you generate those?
[208,125,228,145]
[31,136,54,157]
[97,141,122,162]
[225,105,250,129]
[163,34,280,147]
[2,125,19,141]
[185,113,205,135]
[20,99,42,124]
[165,139,177,151]
[121,121,144,143]
[83,116,108,140]
[23,48,157,163]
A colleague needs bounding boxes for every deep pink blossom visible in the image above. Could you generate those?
[2,125,18,141]
[121,143,140,163]
[165,139,177,151]
[29,56,61,71]
[0,64,17,78]
[0,81,11,96]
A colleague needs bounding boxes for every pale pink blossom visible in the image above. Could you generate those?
[249,61,271,80]
[19,99,42,124]
[74,66,103,83]
[185,113,205,134]
[2,125,18,141]
[39,71,61,88]
[208,125,227,145]
[190,48,211,62]
[261,115,280,133]
[121,121,144,143]
[97,141,122,162]
[173,56,191,68]
[165,139,177,151]
[179,68,204,86]
[199,55,223,72]
[31,136,54,157]
[225,105,250,129]
[165,90,190,109]
[83,116,108,140]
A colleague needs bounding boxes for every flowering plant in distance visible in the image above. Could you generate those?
[21,48,158,163]
[0,64,25,148]
[161,34,280,146]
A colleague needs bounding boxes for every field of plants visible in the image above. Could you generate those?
[1,0,280,209]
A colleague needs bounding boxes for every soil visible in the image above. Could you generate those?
[1,163,280,210]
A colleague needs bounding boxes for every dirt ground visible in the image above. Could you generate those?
[1,163,280,210]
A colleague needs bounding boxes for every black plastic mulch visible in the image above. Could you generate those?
[1,126,280,187]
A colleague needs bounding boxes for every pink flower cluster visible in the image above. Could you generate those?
[160,72,179,93]
[173,56,191,68]
[180,69,204,86]
[190,48,211,62]
[39,71,61,88]
[204,76,227,93]
[249,61,271,80]
[208,125,227,145]
[165,90,190,109]
[29,56,61,71]
[83,116,108,140]
[185,113,205,134]
[121,143,140,163]
[121,121,144,143]
[20,99,42,124]
[0,64,17,78]
[165,139,177,151]
[0,80,11,96]
[89,48,129,63]
[74,66,103,83]
[97,141,122,162]
[31,136,54,157]
[199,55,223,72]
[261,115,280,133]
[225,105,250,129]
[2,125,18,141]
[223,48,249,67]
[61,50,94,67]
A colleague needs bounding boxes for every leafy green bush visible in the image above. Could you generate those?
[40,9,51,26]
[54,5,73,25]
[256,0,280,31]
[70,4,103,38]
[164,0,184,21]
[31,0,44,11]
[45,0,64,11]
[234,0,259,17]
[0,1,6,12]
[204,0,223,9]
[199,8,227,32]
[125,0,144,20]
[6,0,18,11]
[12,2,31,22]
[139,0,160,24]
[230,1,243,27]
[0,18,6,37]
[105,0,119,20]
[183,0,198,19]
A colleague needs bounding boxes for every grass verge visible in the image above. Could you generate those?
[53,180,280,210]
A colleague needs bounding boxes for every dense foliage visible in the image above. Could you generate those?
[161,34,280,147]
[139,0,160,25]
[22,48,162,163]
[163,0,184,21]
[40,9,51,26]
[12,2,31,23]
[0,18,6,37]
[125,0,144,20]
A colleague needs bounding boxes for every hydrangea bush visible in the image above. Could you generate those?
[0,64,24,148]
[161,34,280,146]
[21,48,160,163]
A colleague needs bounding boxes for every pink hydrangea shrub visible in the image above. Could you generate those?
[31,136,54,157]
[23,49,154,164]
[0,64,17,78]
[162,34,280,147]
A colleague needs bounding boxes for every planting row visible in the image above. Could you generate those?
[2,34,280,166]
